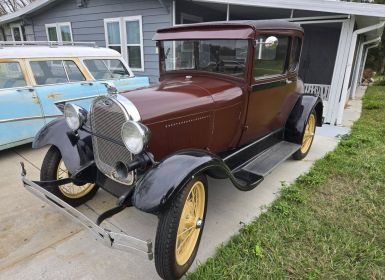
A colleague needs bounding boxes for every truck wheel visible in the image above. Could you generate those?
[155,175,208,280]
[40,145,98,207]
[293,110,317,160]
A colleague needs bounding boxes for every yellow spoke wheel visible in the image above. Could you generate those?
[154,175,207,280]
[57,160,95,199]
[300,113,316,154]
[175,180,205,266]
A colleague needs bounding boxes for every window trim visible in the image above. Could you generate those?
[10,23,25,42]
[45,22,73,42]
[104,16,144,72]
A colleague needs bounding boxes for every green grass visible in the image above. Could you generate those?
[187,86,385,280]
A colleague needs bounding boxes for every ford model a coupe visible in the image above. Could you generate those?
[21,21,322,280]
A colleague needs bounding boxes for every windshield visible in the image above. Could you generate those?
[84,59,130,80]
[160,40,249,78]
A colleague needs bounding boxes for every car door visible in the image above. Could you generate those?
[0,59,45,150]
[29,59,101,123]
[239,34,297,146]
[82,58,150,92]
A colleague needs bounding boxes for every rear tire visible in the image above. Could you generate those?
[155,175,208,280]
[40,146,98,207]
[293,110,317,160]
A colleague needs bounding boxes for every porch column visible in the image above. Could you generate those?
[325,17,355,125]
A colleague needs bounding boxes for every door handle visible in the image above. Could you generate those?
[81,82,93,86]
[16,87,34,92]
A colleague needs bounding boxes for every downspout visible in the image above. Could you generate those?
[351,36,381,98]
[336,21,385,125]
[359,42,380,84]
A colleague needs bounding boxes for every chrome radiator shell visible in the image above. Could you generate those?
[90,95,134,185]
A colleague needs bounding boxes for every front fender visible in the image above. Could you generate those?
[285,94,323,144]
[33,118,94,174]
[132,150,232,214]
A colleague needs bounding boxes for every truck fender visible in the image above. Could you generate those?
[285,94,323,144]
[33,118,94,175]
[132,150,234,214]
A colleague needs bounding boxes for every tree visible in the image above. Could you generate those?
[365,0,385,74]
[0,0,34,16]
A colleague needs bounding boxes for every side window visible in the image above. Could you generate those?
[84,59,130,80]
[63,60,86,82]
[290,37,302,71]
[253,35,290,79]
[30,60,85,85]
[0,62,27,89]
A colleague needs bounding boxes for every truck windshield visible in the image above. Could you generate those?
[160,40,248,78]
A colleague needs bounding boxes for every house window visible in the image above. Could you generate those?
[10,24,26,41]
[45,22,73,42]
[104,16,144,71]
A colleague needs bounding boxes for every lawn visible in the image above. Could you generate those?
[187,86,385,280]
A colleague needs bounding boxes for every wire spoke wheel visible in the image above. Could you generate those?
[155,175,208,280]
[56,160,95,199]
[300,113,316,154]
[175,180,205,266]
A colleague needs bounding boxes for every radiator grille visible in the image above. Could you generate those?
[90,96,134,185]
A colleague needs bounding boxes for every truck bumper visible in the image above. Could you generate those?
[21,172,153,260]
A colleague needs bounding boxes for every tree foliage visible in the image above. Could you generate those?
[0,0,34,16]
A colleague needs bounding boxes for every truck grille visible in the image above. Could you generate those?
[90,96,134,185]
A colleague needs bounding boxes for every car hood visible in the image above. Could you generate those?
[120,75,243,124]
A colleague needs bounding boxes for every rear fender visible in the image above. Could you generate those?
[285,94,323,144]
[132,150,232,214]
[33,118,94,174]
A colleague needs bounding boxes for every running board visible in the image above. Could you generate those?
[233,141,300,184]
[21,171,153,260]
[242,141,300,176]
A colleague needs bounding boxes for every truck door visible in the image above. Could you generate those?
[0,60,45,150]
[239,35,298,146]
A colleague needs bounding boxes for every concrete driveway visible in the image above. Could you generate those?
[0,91,363,280]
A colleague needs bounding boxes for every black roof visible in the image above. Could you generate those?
[157,20,303,33]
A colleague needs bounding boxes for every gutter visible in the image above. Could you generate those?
[336,21,385,125]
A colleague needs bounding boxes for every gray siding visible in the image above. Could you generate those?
[31,0,172,83]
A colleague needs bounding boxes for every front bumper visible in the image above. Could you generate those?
[21,166,153,260]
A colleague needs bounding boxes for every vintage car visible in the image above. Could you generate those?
[21,21,323,280]
[0,41,149,150]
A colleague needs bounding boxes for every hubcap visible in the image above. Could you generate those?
[57,160,95,199]
[175,180,205,266]
[300,114,316,154]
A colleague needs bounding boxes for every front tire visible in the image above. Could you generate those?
[40,145,99,207]
[155,175,208,280]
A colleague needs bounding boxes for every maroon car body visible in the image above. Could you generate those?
[24,20,323,280]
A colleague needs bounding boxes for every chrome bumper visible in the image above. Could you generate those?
[21,173,153,260]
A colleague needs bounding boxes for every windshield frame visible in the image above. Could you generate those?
[158,39,252,81]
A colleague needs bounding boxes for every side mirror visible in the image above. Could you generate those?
[102,81,118,95]
[264,36,279,49]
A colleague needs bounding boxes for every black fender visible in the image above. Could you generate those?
[131,150,255,214]
[285,94,323,144]
[33,118,94,175]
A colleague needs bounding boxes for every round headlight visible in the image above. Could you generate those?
[121,121,150,155]
[64,103,87,131]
